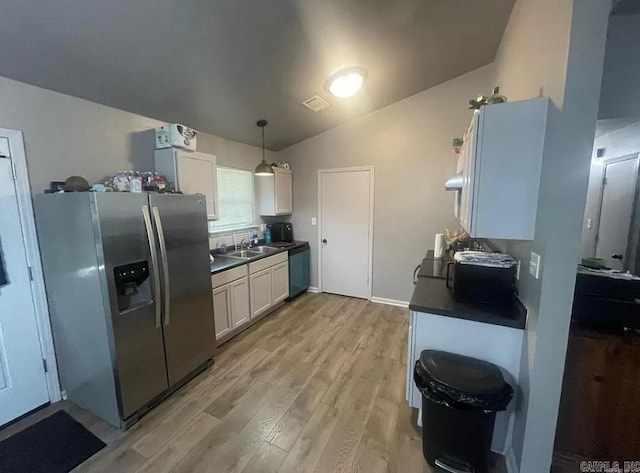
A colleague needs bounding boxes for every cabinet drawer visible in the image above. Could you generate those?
[249,252,288,274]
[212,264,248,288]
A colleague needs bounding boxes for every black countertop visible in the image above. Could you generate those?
[210,241,308,275]
[410,253,527,330]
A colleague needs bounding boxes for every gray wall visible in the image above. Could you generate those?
[599,14,640,120]
[0,75,267,194]
[278,64,496,302]
[490,0,610,471]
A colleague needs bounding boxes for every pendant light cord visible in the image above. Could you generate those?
[262,125,265,162]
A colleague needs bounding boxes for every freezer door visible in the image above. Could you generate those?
[148,194,216,385]
[93,193,169,419]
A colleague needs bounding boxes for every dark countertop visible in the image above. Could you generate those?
[269,240,309,251]
[409,272,527,330]
[210,241,308,275]
[210,256,248,275]
[418,250,452,279]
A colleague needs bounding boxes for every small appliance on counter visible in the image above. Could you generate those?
[270,222,294,243]
[446,251,517,306]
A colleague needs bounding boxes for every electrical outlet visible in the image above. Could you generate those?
[311,217,317,226]
[529,252,541,279]
[587,218,592,229]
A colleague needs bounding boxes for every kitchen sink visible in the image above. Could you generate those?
[250,246,280,254]
[225,246,281,259]
[226,250,259,259]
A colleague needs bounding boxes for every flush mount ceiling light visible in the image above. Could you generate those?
[254,119,274,176]
[327,67,367,98]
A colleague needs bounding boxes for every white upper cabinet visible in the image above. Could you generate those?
[256,167,292,216]
[457,98,549,240]
[155,148,219,220]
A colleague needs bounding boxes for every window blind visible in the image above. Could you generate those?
[209,167,255,232]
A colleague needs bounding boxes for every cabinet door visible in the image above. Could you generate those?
[212,285,231,339]
[177,152,219,220]
[250,268,272,319]
[272,262,289,304]
[230,277,250,329]
[274,168,292,215]
[459,113,478,233]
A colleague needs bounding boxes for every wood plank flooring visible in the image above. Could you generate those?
[2,293,507,473]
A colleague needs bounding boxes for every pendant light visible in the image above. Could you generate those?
[254,120,274,176]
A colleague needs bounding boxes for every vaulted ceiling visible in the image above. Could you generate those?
[0,0,514,150]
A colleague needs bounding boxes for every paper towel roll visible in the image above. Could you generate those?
[434,233,445,258]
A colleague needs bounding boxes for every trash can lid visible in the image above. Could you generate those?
[418,350,506,395]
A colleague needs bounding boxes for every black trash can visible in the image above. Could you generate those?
[414,350,513,473]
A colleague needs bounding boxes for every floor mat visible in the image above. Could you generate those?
[0,410,106,473]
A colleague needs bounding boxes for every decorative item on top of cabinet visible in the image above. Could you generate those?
[256,166,292,216]
[155,148,219,220]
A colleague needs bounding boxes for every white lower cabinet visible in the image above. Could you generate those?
[211,265,250,344]
[213,252,289,345]
[213,285,232,339]
[249,252,289,319]
[230,277,250,328]
[250,269,273,319]
[272,262,289,305]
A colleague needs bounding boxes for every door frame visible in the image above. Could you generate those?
[1,128,61,403]
[317,166,374,300]
[593,153,640,270]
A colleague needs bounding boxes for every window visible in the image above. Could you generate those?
[209,167,255,232]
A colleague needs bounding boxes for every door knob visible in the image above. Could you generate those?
[322,239,327,244]
[612,254,623,260]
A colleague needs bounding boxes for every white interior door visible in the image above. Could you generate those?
[595,156,638,270]
[320,168,372,299]
[0,155,49,426]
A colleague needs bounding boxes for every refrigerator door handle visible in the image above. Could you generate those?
[152,206,171,326]
[142,205,162,329]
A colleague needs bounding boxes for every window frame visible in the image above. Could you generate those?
[209,166,256,234]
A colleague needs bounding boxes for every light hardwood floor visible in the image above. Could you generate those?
[2,292,506,473]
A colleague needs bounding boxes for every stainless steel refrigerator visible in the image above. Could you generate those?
[34,192,215,428]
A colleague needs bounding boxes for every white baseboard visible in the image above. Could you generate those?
[505,446,519,473]
[370,296,409,308]
[307,286,319,293]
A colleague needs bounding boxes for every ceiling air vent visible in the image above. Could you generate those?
[301,95,330,112]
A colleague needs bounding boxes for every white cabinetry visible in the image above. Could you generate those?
[272,262,289,305]
[155,148,219,220]
[213,285,232,339]
[249,269,273,319]
[458,98,549,240]
[248,252,289,319]
[256,167,292,216]
[211,265,249,345]
[230,277,250,328]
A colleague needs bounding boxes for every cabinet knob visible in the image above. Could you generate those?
[322,239,327,244]
[612,254,623,260]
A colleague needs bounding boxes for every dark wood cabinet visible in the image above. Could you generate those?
[555,329,640,458]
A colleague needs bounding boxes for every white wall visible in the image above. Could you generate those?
[490,1,610,472]
[0,75,268,194]
[278,64,495,302]
[598,14,640,119]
